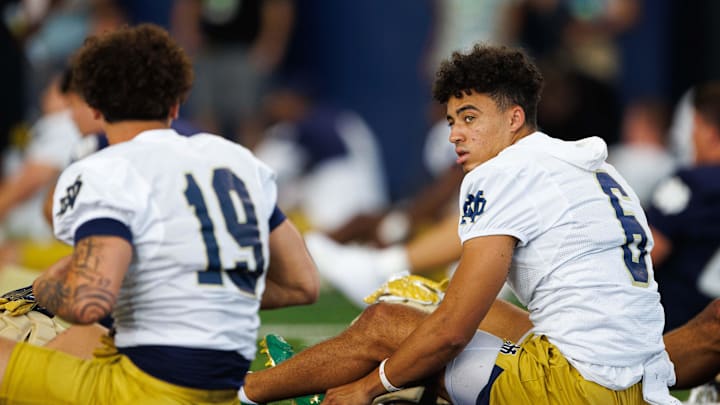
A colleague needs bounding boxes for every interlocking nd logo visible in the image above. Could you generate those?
[461,190,486,224]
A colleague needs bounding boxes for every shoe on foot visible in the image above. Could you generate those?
[258,334,324,405]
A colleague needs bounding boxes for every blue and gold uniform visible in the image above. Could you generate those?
[0,129,285,404]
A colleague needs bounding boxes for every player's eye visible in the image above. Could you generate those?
[463,115,475,123]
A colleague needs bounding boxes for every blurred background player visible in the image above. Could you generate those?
[647,81,720,332]
[607,98,676,207]
[0,73,82,275]
[173,0,295,143]
[252,79,389,235]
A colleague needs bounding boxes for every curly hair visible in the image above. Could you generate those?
[71,24,193,123]
[432,44,544,127]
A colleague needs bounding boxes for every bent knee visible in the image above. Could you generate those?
[350,303,427,351]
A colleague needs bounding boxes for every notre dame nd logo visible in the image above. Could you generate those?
[56,175,83,216]
[461,190,486,224]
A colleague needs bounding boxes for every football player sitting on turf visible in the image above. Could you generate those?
[237,43,681,405]
[0,24,319,404]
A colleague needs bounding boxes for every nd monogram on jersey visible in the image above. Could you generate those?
[52,129,277,361]
[460,190,486,224]
[457,132,674,393]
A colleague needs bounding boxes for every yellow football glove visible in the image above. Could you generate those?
[0,286,66,345]
[364,275,449,310]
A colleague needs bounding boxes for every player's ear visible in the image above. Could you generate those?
[169,102,180,120]
[508,105,526,132]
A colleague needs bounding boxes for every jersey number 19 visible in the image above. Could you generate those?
[185,168,264,294]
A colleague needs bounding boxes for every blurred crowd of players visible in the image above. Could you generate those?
[0,0,719,338]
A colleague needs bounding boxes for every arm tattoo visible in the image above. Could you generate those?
[35,237,117,324]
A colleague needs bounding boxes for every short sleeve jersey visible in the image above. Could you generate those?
[457,132,672,390]
[52,129,279,361]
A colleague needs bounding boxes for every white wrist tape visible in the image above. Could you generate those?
[379,358,402,392]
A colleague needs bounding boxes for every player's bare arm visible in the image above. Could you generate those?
[33,236,131,324]
[323,235,515,405]
[261,220,320,309]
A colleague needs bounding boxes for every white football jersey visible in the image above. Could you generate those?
[53,129,278,360]
[458,132,675,396]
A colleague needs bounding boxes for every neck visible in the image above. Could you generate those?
[511,126,536,145]
[104,120,171,145]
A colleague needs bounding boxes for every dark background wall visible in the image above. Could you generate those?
[282,0,435,200]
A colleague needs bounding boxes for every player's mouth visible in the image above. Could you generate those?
[456,149,469,165]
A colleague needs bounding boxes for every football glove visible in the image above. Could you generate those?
[364,275,449,312]
[0,285,66,345]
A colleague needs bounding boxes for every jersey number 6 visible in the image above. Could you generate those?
[184,168,265,294]
[596,172,649,285]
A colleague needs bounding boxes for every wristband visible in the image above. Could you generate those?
[379,358,402,392]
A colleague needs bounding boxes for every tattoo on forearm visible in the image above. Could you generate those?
[73,238,105,284]
[72,284,115,322]
[33,279,71,314]
[36,237,117,324]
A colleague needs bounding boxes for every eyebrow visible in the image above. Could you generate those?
[456,105,479,115]
[447,105,480,121]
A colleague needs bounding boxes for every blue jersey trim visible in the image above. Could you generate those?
[75,218,133,244]
[119,346,251,389]
[96,133,109,150]
[476,365,504,405]
[269,206,286,231]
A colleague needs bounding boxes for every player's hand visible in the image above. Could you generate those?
[323,373,383,405]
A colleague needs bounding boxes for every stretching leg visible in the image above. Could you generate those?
[244,298,531,403]
[245,303,425,402]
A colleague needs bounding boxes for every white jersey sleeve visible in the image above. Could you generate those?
[52,155,146,245]
[457,161,560,247]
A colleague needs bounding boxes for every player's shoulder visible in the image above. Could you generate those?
[187,132,253,153]
[464,148,537,186]
[59,139,143,192]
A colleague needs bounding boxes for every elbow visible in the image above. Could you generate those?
[432,312,475,355]
[57,306,112,326]
[300,277,320,305]
[441,330,473,354]
[297,262,321,305]
[66,298,115,325]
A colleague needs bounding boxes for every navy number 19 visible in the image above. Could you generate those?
[184,168,264,294]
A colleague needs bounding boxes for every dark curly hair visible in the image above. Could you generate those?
[71,24,193,123]
[432,44,544,128]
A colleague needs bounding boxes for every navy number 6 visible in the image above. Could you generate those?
[596,172,649,285]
